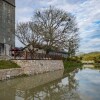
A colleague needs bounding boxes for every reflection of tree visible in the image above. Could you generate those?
[15,69,81,100]
[64,69,79,100]
[0,69,81,100]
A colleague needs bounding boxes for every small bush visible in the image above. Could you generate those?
[94,56,100,63]
[66,56,81,63]
[63,61,82,72]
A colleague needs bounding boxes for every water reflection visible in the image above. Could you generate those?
[76,66,100,100]
[83,64,94,68]
[0,69,81,100]
[0,66,100,100]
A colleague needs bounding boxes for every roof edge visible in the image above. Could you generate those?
[2,0,15,7]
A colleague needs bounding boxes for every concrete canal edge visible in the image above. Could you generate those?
[0,60,64,81]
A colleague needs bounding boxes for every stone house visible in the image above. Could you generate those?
[23,44,68,58]
[23,44,46,54]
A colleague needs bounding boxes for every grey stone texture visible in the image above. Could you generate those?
[0,0,15,55]
[0,60,64,81]
[4,0,15,6]
[13,60,64,75]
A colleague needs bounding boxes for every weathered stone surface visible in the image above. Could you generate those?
[0,0,15,45]
[4,0,15,6]
[13,60,64,75]
[0,60,64,81]
[0,0,15,55]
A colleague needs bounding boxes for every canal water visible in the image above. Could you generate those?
[0,65,100,100]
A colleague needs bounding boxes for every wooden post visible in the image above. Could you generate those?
[25,51,27,60]
[14,50,16,59]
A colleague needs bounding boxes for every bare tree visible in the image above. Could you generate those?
[16,6,79,57]
[15,22,43,58]
[32,7,78,53]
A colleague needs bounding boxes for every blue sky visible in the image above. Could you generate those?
[16,0,100,53]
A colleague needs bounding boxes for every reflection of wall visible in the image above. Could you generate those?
[0,60,64,81]
[0,70,64,100]
[14,69,80,100]
[0,87,15,100]
[15,70,64,90]
[0,68,23,80]
[83,64,94,68]
[0,69,81,100]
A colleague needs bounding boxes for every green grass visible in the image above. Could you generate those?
[0,60,20,69]
[64,61,83,72]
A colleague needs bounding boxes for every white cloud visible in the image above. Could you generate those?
[17,17,31,22]
[79,38,100,53]
[75,0,100,38]
[16,7,33,15]
[16,0,100,53]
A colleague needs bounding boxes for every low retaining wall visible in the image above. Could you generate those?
[13,60,64,75]
[0,60,64,81]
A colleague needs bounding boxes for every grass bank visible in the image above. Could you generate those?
[64,61,83,72]
[0,60,20,69]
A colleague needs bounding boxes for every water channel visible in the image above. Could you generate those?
[0,65,100,100]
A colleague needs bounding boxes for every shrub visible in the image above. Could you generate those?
[94,56,100,63]
[66,56,81,63]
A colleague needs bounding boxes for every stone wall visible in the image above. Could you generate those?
[0,60,64,81]
[13,60,64,75]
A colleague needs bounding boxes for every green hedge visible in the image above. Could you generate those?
[65,56,82,62]
[63,61,83,72]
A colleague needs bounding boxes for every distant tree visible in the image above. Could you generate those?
[66,31,79,57]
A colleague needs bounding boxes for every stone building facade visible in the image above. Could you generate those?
[0,0,15,55]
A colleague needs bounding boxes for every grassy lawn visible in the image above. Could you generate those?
[0,60,20,69]
[64,61,83,72]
